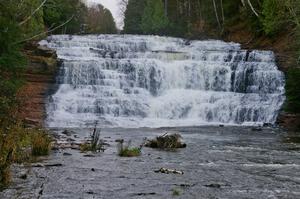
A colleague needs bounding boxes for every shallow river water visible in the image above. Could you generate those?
[1,126,300,199]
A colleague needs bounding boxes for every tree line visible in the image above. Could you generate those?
[0,0,117,126]
[0,0,118,186]
[123,0,299,37]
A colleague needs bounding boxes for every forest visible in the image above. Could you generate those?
[0,0,117,186]
[0,0,300,188]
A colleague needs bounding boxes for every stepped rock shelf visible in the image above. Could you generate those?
[39,35,285,128]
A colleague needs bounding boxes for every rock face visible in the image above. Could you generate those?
[18,42,58,127]
[277,113,300,131]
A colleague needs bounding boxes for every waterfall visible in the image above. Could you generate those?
[40,35,285,128]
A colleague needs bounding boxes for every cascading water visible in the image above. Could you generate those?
[40,35,285,128]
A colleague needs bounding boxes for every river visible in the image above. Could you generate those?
[1,126,300,198]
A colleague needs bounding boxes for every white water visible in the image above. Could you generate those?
[40,35,285,128]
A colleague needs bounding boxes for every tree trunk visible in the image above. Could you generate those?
[212,0,221,30]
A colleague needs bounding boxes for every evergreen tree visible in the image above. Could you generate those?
[43,0,87,34]
[261,0,286,36]
[19,0,45,38]
[0,1,26,124]
[103,8,118,33]
[141,0,169,35]
[123,0,147,34]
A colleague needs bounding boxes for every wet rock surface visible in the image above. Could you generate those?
[1,126,300,199]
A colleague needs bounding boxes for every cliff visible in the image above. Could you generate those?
[221,25,300,131]
[18,42,58,127]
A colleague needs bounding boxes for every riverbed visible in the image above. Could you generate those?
[1,126,300,199]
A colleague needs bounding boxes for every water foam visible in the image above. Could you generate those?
[40,35,285,128]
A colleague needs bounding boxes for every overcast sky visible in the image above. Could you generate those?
[83,0,123,29]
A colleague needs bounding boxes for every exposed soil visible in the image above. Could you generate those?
[223,23,297,72]
[17,42,58,126]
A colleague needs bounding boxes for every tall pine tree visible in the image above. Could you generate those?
[141,0,169,35]
[123,0,147,34]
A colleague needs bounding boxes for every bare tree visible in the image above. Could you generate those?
[164,0,168,17]
[17,15,75,43]
[118,0,128,18]
[247,0,259,17]
[19,0,48,26]
[220,0,225,24]
[118,0,128,28]
[212,0,221,30]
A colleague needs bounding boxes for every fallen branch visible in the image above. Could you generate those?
[154,168,184,175]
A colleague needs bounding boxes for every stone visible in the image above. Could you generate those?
[204,183,221,188]
[115,139,124,143]
[19,173,28,180]
[251,127,263,131]
[62,130,74,136]
[154,168,184,175]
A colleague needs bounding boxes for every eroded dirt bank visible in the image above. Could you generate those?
[18,42,58,127]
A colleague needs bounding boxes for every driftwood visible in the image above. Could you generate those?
[145,133,186,149]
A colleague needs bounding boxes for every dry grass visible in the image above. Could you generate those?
[172,188,181,196]
[80,128,105,153]
[31,130,52,156]
[0,123,52,186]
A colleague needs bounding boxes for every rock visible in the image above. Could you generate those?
[32,163,44,167]
[62,130,74,136]
[263,123,273,127]
[83,154,95,157]
[251,127,263,131]
[91,168,95,172]
[71,143,81,150]
[19,173,28,180]
[115,139,124,143]
[44,163,63,167]
[51,146,60,151]
[66,138,76,142]
[134,192,156,196]
[277,112,300,131]
[33,163,63,167]
[36,45,57,58]
[154,168,184,175]
[24,118,40,127]
[177,183,196,188]
[204,183,221,188]
[86,191,94,195]
[219,124,225,127]
[63,152,72,156]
